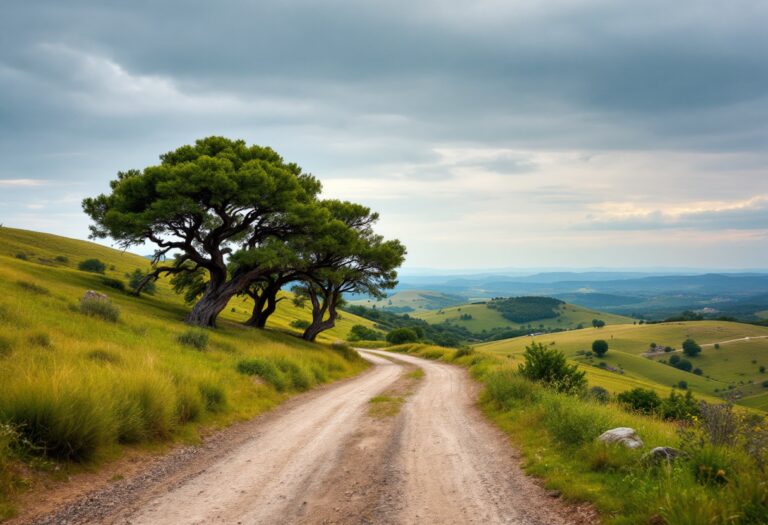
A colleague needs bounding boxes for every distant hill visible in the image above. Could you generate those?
[414,299,634,333]
[348,290,468,313]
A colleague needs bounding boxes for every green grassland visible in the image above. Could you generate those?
[349,289,467,313]
[414,301,634,332]
[477,321,768,409]
[0,227,372,518]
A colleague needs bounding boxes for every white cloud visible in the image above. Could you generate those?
[0,179,44,186]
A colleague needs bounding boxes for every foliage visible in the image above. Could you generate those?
[592,339,609,357]
[487,296,564,324]
[78,258,107,274]
[290,319,311,329]
[128,269,156,295]
[682,338,702,357]
[616,387,661,414]
[177,330,209,351]
[659,390,699,421]
[79,297,120,322]
[518,342,586,394]
[101,277,126,292]
[386,327,419,345]
[347,324,385,341]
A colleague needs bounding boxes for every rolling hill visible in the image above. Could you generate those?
[477,320,768,410]
[348,289,467,313]
[414,300,634,333]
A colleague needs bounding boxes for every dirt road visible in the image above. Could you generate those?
[32,350,588,525]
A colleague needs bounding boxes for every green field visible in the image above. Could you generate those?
[477,321,768,409]
[414,301,634,333]
[0,227,373,517]
[349,289,467,313]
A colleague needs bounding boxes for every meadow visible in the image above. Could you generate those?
[477,321,768,409]
[415,301,634,333]
[0,227,371,519]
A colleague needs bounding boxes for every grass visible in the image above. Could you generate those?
[382,343,768,525]
[477,321,768,409]
[368,395,405,417]
[415,302,634,332]
[0,227,371,517]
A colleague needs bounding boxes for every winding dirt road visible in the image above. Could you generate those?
[30,350,589,525]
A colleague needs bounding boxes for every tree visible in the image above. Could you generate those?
[386,328,419,344]
[83,137,320,327]
[348,325,385,342]
[682,338,702,357]
[592,339,609,357]
[518,342,586,394]
[291,200,405,342]
[78,258,106,274]
[128,269,156,295]
[592,319,605,328]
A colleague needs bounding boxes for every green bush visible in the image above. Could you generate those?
[177,330,209,350]
[617,388,661,414]
[482,368,540,409]
[347,324,385,341]
[80,297,120,322]
[237,358,289,391]
[289,319,311,329]
[78,258,107,274]
[682,338,702,358]
[453,347,475,359]
[518,342,586,394]
[54,255,69,264]
[198,382,227,413]
[589,385,610,403]
[592,339,609,357]
[13,253,28,261]
[101,277,126,292]
[386,327,419,344]
[659,390,699,421]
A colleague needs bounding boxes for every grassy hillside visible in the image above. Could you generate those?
[477,321,768,409]
[0,227,373,518]
[415,301,634,333]
[348,289,467,313]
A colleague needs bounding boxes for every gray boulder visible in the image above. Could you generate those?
[597,427,644,449]
[643,446,686,464]
[83,290,109,302]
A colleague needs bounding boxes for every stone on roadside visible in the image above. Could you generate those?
[597,427,644,449]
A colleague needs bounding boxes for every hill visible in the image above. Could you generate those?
[477,320,768,410]
[414,300,634,333]
[348,290,467,313]
[0,227,373,517]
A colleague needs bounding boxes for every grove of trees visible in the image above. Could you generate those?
[83,137,406,340]
[487,296,564,324]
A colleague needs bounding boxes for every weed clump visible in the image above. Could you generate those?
[236,357,314,392]
[54,255,69,264]
[85,350,121,364]
[15,280,50,295]
[453,347,475,359]
[13,253,28,261]
[78,258,107,273]
[177,330,209,350]
[80,296,120,322]
[198,382,227,413]
[100,277,125,292]
[27,333,52,348]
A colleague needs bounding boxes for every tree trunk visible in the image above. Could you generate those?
[301,290,339,342]
[185,278,245,327]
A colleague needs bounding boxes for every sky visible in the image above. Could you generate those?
[1,0,767,270]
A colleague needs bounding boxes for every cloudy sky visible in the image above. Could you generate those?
[1,0,767,269]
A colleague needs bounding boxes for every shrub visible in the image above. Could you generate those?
[592,339,609,357]
[763,380,768,388]
[347,324,385,341]
[660,390,699,421]
[760,366,766,374]
[174,383,203,424]
[453,347,475,359]
[386,327,419,345]
[693,368,703,375]
[678,380,688,390]
[78,258,107,274]
[85,349,121,364]
[542,395,610,446]
[16,280,50,295]
[27,332,52,348]
[237,359,288,391]
[714,343,720,349]
[14,253,28,261]
[80,297,120,322]
[101,277,125,292]
[589,385,610,403]
[198,382,227,412]
[0,337,11,358]
[617,388,661,414]
[518,342,586,394]
[289,319,311,329]
[54,255,69,264]
[682,338,702,357]
[176,330,209,350]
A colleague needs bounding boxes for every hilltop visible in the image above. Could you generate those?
[348,289,467,313]
[414,299,634,333]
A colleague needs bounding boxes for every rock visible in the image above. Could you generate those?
[643,446,686,464]
[83,290,109,302]
[597,427,644,449]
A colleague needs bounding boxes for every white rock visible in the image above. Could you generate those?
[597,427,644,449]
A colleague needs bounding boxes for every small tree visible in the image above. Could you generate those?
[386,328,419,345]
[78,258,107,274]
[592,319,605,328]
[592,339,609,357]
[348,324,385,341]
[682,338,702,357]
[518,342,586,394]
